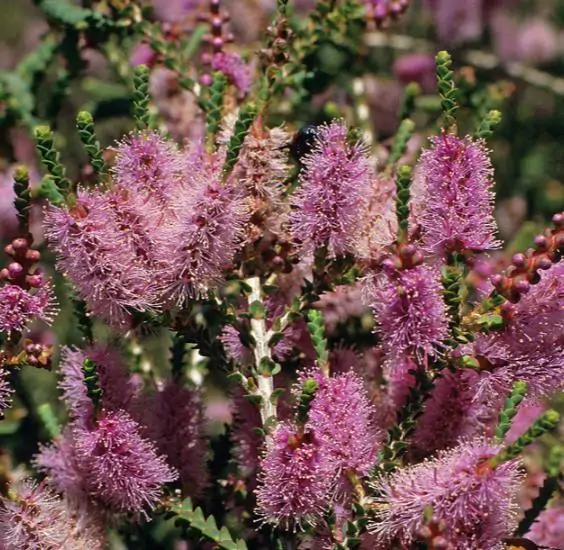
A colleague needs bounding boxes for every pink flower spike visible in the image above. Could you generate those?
[413,132,500,256]
[526,502,564,548]
[143,381,207,497]
[369,439,523,548]
[111,131,184,207]
[43,189,164,327]
[0,479,106,550]
[171,168,249,300]
[256,423,334,528]
[73,409,177,519]
[34,427,90,508]
[211,51,253,94]
[290,121,374,258]
[365,264,450,360]
[307,371,379,477]
[470,261,564,403]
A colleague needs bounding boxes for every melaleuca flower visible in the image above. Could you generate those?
[365,264,450,361]
[58,346,141,426]
[351,175,397,260]
[35,428,90,507]
[307,371,379,476]
[386,351,429,402]
[220,324,253,366]
[171,159,249,300]
[44,188,166,327]
[0,368,13,417]
[369,439,522,549]
[0,282,56,333]
[221,118,291,235]
[0,480,68,549]
[471,261,564,401]
[256,423,334,528]
[413,132,500,256]
[211,51,253,95]
[143,381,207,497]
[526,502,564,548]
[0,479,106,550]
[111,131,184,209]
[237,122,291,205]
[411,369,498,457]
[289,121,374,258]
[73,409,177,519]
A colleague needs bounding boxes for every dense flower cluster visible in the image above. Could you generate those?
[470,261,564,401]
[0,282,56,333]
[1,0,563,548]
[370,439,522,548]
[44,131,251,326]
[256,424,334,528]
[35,345,179,521]
[0,480,106,549]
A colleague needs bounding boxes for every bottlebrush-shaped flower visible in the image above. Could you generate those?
[143,381,207,497]
[237,122,290,205]
[0,480,69,549]
[44,188,165,327]
[0,479,106,550]
[365,265,450,360]
[526,502,564,548]
[58,346,141,425]
[306,371,379,476]
[411,369,499,458]
[111,131,184,209]
[289,121,374,258]
[35,428,90,508]
[171,160,249,300]
[351,174,397,260]
[256,423,334,528]
[73,409,177,519]
[223,118,291,235]
[369,439,522,549]
[413,132,500,256]
[0,282,57,334]
[471,261,564,402]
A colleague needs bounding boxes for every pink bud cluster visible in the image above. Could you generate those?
[0,236,57,334]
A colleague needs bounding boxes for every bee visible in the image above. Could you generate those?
[503,537,560,550]
[289,124,320,163]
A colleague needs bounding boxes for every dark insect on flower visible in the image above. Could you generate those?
[503,537,559,550]
[289,124,319,162]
